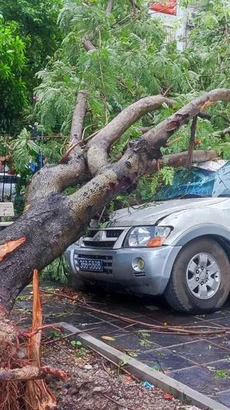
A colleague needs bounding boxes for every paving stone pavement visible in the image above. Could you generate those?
[14,282,230,408]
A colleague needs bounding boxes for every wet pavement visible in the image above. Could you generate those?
[13,283,230,408]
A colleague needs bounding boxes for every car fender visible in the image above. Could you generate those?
[158,206,230,246]
[170,224,230,247]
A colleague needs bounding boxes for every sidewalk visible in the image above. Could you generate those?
[14,283,230,408]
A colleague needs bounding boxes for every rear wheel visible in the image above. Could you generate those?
[164,238,230,314]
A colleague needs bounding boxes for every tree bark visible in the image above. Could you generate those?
[106,0,115,17]
[83,38,96,51]
[70,90,88,143]
[0,89,229,313]
[150,149,218,173]
[186,115,198,169]
[87,95,174,175]
[142,89,230,152]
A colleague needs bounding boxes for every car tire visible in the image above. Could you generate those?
[164,238,230,314]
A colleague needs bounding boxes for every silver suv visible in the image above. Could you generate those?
[65,161,230,314]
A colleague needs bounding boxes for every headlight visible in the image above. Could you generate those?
[125,226,171,247]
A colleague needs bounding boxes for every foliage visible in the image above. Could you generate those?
[0,18,27,133]
[185,0,230,90]
[41,256,69,283]
[35,61,80,134]
[0,0,63,88]
[7,125,67,173]
[34,2,229,135]
[35,0,197,134]
[39,135,68,163]
[0,127,68,216]
[32,0,230,205]
[214,369,229,379]
[70,340,88,357]
[10,128,40,175]
[0,0,63,131]
[128,166,175,203]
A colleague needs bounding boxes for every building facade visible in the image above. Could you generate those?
[149,1,197,50]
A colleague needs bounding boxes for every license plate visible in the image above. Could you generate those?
[79,258,104,272]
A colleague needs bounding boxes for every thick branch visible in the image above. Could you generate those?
[87,95,174,175]
[139,126,151,133]
[150,149,218,173]
[219,127,230,137]
[109,89,229,181]
[70,90,88,143]
[83,37,96,51]
[143,89,230,150]
[26,159,89,205]
[24,89,230,209]
[186,115,198,169]
[89,95,173,149]
[109,89,230,181]
[28,91,89,203]
[0,365,67,381]
[106,0,115,17]
[0,366,49,381]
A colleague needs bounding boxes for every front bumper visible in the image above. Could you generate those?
[65,243,182,296]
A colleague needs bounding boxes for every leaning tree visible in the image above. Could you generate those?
[0,88,229,409]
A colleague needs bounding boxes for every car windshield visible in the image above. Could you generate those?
[154,161,230,201]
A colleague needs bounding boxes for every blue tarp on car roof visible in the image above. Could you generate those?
[154,161,230,200]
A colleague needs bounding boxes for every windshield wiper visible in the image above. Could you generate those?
[156,194,210,200]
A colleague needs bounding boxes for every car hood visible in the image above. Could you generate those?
[107,197,228,227]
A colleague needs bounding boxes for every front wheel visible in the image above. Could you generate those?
[164,238,230,314]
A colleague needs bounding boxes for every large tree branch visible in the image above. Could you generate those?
[143,89,230,151]
[26,160,88,205]
[70,90,88,143]
[0,365,66,381]
[27,91,89,203]
[83,37,96,51]
[106,0,115,17]
[150,149,218,173]
[219,127,230,138]
[25,89,230,206]
[87,95,174,175]
[89,95,174,149]
[186,115,198,169]
[104,89,230,183]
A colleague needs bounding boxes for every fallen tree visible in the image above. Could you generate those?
[0,88,229,408]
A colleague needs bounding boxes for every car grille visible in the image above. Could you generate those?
[133,271,146,277]
[74,253,113,274]
[82,229,124,249]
